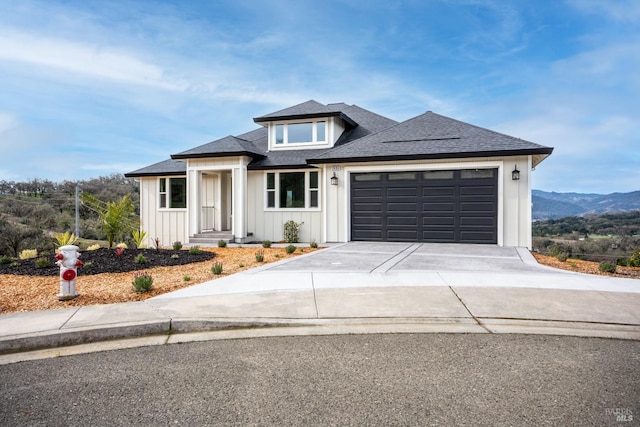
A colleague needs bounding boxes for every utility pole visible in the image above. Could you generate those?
[75,184,80,238]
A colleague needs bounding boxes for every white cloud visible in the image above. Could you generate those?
[0,29,188,91]
[567,0,640,22]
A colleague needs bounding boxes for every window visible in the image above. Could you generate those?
[271,121,327,146]
[159,177,186,209]
[265,171,320,209]
[461,169,495,179]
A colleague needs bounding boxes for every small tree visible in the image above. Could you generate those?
[81,193,136,249]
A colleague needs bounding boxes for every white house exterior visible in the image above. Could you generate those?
[126,100,553,248]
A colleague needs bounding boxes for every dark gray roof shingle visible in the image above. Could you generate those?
[308,111,553,165]
[171,135,265,160]
[124,159,186,177]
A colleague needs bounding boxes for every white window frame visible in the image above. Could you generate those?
[158,176,187,210]
[270,119,328,149]
[264,170,321,211]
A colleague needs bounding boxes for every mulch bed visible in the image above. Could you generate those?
[0,246,318,314]
[532,253,640,279]
[0,248,216,276]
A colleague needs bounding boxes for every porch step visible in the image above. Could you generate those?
[189,231,233,245]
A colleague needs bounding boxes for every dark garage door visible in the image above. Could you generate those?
[350,169,497,243]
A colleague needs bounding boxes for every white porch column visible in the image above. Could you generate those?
[188,168,200,238]
[232,157,250,243]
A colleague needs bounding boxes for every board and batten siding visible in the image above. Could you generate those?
[139,177,188,247]
[320,155,533,248]
[246,171,323,243]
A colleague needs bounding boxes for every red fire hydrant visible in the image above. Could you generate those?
[55,245,84,301]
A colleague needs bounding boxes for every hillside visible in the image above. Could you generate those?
[533,190,640,220]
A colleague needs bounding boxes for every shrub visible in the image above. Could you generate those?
[19,249,38,260]
[87,244,101,251]
[134,254,147,264]
[189,245,201,255]
[285,244,296,254]
[239,263,245,268]
[132,230,147,249]
[115,247,125,257]
[132,272,153,293]
[255,250,264,262]
[154,237,162,250]
[35,257,51,268]
[274,253,280,258]
[629,251,640,267]
[173,241,183,251]
[261,240,271,248]
[0,256,13,265]
[310,240,318,248]
[556,252,569,262]
[183,275,191,282]
[116,242,128,249]
[598,261,616,274]
[217,240,227,248]
[211,262,223,275]
[283,220,303,243]
[84,262,93,270]
[54,231,78,247]
[81,193,136,249]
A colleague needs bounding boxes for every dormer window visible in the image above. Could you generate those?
[273,120,327,146]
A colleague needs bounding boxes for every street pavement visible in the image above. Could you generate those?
[0,242,639,362]
[1,334,638,426]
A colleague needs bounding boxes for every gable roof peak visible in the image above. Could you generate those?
[253,100,353,123]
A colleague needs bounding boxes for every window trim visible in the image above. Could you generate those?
[264,170,321,211]
[158,176,187,210]
[270,119,328,149]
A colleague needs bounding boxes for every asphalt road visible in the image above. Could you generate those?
[0,334,638,426]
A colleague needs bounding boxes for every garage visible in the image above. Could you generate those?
[350,169,498,243]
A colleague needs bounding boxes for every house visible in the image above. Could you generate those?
[125,100,553,248]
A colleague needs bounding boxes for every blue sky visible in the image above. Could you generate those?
[0,0,638,193]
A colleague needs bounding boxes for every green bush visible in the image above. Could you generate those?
[173,241,183,251]
[211,262,223,275]
[255,250,264,262]
[556,252,569,262]
[132,272,153,293]
[132,230,147,249]
[189,245,201,255]
[262,240,271,248]
[310,240,318,248]
[134,254,147,264]
[35,257,52,268]
[0,256,12,265]
[285,244,296,254]
[183,275,191,282]
[283,220,303,243]
[598,261,616,274]
[217,240,227,248]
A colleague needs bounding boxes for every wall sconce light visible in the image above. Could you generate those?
[330,172,339,186]
[512,166,520,181]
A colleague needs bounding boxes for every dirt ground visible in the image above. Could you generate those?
[1,248,637,315]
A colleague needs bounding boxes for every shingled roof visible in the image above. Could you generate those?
[307,111,553,167]
[253,100,356,126]
[125,159,186,177]
[126,101,552,177]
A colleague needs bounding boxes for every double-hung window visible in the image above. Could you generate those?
[159,177,186,209]
[265,171,320,209]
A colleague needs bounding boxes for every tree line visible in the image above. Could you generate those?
[0,174,139,257]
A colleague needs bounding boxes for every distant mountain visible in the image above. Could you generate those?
[532,190,640,220]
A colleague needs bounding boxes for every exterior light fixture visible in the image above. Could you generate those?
[330,172,339,186]
[512,166,520,181]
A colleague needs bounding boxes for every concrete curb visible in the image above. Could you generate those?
[1,316,639,358]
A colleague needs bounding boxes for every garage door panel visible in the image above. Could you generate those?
[460,186,495,196]
[387,216,418,226]
[388,187,418,197]
[460,201,495,212]
[352,188,382,197]
[388,230,419,241]
[353,202,383,212]
[460,217,495,226]
[353,215,383,226]
[423,187,455,197]
[352,230,383,240]
[424,216,455,226]
[388,203,418,212]
[423,202,455,212]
